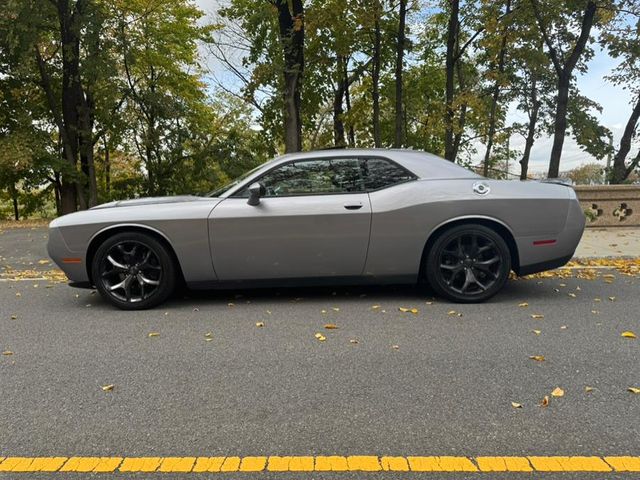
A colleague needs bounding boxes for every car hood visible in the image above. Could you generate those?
[91,195,206,209]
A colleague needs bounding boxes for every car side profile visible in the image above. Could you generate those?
[47,149,586,309]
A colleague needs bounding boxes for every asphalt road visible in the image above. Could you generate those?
[1,228,639,479]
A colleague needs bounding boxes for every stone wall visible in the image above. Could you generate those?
[574,185,639,227]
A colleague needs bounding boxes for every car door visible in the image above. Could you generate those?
[208,157,372,281]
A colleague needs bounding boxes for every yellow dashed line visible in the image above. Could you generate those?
[0,455,638,472]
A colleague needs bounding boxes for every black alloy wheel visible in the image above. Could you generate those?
[92,232,176,310]
[425,224,511,303]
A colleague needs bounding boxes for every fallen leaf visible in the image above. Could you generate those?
[349,339,359,344]
[532,329,541,335]
[205,338,213,342]
[371,305,381,310]
[38,259,50,265]
[529,355,545,362]
[321,309,327,314]
[594,298,601,302]
[315,333,326,341]
[2,350,13,356]
[399,307,418,314]
[425,301,434,305]
[591,310,599,314]
[559,283,567,287]
[621,331,637,339]
[324,323,338,329]
[193,308,199,312]
[266,310,272,315]
[567,293,576,298]
[551,387,565,397]
[511,402,523,409]
[531,314,544,319]
[518,302,529,307]
[608,296,616,302]
[585,386,594,393]
[391,345,399,349]
[101,384,114,392]
[204,332,213,338]
[560,325,568,330]
[539,395,549,407]
[227,302,235,307]
[628,387,640,394]
[332,307,340,312]
[255,322,264,327]
[10,315,17,320]
[15,292,21,297]
[147,332,160,338]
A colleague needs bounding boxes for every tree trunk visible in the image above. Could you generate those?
[610,95,640,184]
[104,136,111,195]
[333,55,346,147]
[394,0,407,148]
[275,0,304,153]
[343,58,355,147]
[547,73,570,178]
[372,0,382,148]
[520,78,540,180]
[11,185,19,221]
[482,0,511,177]
[451,51,466,161]
[444,0,459,161]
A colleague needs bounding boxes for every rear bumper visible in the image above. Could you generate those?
[515,198,585,276]
[517,254,573,276]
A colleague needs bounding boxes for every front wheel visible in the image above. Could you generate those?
[92,232,176,310]
[425,224,511,303]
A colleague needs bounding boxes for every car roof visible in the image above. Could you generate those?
[275,148,481,180]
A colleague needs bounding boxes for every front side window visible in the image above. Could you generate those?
[236,158,365,197]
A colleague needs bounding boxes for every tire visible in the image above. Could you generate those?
[91,231,176,310]
[425,224,511,303]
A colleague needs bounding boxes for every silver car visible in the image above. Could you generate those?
[47,149,585,309]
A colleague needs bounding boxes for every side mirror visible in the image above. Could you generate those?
[247,182,266,206]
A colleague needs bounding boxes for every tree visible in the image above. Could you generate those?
[530,0,600,178]
[602,1,640,183]
[394,0,408,147]
[273,0,305,152]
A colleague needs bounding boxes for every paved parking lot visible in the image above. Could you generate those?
[1,228,639,479]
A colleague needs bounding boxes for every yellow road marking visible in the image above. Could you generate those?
[0,455,639,472]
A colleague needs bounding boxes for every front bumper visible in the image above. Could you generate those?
[47,227,91,285]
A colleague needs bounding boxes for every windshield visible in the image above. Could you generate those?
[206,163,266,197]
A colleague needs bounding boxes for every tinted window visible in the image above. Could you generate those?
[361,157,415,190]
[238,158,365,197]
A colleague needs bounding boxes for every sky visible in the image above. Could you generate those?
[194,0,638,175]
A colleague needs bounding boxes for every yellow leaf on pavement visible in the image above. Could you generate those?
[2,350,13,355]
[621,331,637,339]
[350,339,359,344]
[518,302,529,307]
[585,386,594,393]
[255,322,264,327]
[551,387,565,397]
[324,324,338,329]
[147,332,160,338]
[529,355,545,362]
[539,395,549,407]
[531,314,544,319]
[532,330,541,335]
[628,387,640,394]
[315,333,326,341]
[101,384,114,392]
[38,259,50,265]
[511,402,523,409]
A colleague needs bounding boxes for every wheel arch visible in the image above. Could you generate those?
[419,216,520,279]
[86,224,185,285]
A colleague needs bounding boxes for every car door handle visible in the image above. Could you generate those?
[344,202,363,210]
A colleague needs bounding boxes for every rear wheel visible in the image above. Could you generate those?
[92,232,176,310]
[425,224,511,303]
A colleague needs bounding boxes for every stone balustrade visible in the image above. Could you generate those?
[574,185,639,227]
